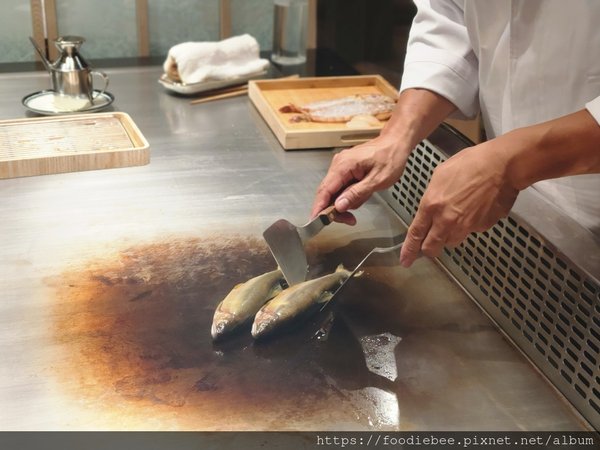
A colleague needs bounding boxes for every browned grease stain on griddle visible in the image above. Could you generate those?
[48,235,422,430]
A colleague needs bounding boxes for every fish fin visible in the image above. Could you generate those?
[334,264,346,273]
[278,277,289,290]
[266,281,285,300]
[317,291,335,304]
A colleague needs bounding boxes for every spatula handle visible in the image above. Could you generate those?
[318,205,341,225]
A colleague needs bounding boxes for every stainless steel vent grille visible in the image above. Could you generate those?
[384,131,600,430]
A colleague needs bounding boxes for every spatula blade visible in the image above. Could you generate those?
[262,219,308,286]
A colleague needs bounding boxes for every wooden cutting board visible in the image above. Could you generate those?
[0,112,150,179]
[249,75,398,150]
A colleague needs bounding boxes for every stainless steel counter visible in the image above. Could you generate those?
[0,67,590,431]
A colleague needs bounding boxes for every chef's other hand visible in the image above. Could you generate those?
[399,143,519,267]
[311,135,410,225]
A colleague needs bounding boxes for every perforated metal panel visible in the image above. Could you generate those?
[382,126,600,430]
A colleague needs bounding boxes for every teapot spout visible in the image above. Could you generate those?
[29,36,52,72]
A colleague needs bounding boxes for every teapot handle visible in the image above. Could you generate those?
[91,71,109,99]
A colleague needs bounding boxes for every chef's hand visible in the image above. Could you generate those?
[311,134,412,225]
[399,106,600,266]
[399,142,519,267]
[310,89,457,225]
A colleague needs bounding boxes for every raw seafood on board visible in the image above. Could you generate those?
[279,93,396,124]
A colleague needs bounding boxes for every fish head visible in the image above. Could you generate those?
[210,319,229,340]
[211,309,238,341]
[251,310,278,339]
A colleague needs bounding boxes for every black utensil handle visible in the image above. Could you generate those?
[318,205,341,225]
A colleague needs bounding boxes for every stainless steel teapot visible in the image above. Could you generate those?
[30,35,109,103]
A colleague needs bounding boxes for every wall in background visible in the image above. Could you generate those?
[54,0,138,59]
[0,1,34,62]
[317,0,416,86]
[0,0,275,64]
[147,0,221,56]
[230,0,273,51]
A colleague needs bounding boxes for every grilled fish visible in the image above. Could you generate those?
[211,269,286,340]
[251,265,354,339]
[279,94,396,123]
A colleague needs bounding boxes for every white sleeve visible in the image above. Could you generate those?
[585,95,600,125]
[400,0,479,119]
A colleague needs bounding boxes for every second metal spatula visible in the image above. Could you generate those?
[263,206,340,286]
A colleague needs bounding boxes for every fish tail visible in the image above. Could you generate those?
[335,263,361,278]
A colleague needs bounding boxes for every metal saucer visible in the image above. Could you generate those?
[22,90,115,115]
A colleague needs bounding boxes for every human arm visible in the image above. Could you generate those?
[399,107,600,267]
[311,0,477,222]
[310,88,457,223]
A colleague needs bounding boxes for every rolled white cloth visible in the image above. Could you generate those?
[163,34,270,84]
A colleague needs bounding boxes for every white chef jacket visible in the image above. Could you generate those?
[400,0,600,235]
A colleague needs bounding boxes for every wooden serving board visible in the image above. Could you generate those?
[249,75,398,150]
[0,112,150,179]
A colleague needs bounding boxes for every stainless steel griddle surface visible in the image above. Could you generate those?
[0,67,588,431]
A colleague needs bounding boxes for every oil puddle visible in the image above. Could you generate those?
[47,234,411,430]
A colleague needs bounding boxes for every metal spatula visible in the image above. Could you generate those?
[314,241,404,341]
[263,206,340,286]
[331,241,404,302]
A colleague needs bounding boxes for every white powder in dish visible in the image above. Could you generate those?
[27,93,92,113]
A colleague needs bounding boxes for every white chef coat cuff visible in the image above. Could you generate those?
[585,96,600,125]
[400,45,480,119]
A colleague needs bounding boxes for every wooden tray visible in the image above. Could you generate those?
[249,75,398,150]
[0,112,149,179]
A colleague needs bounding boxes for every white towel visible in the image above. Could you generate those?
[163,34,270,84]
